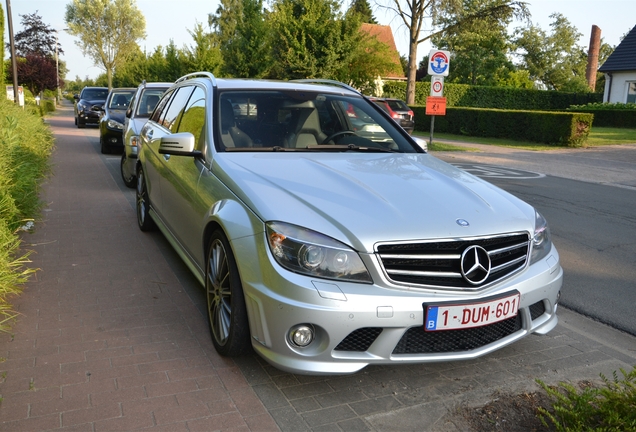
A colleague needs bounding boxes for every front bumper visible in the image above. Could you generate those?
[233,234,563,375]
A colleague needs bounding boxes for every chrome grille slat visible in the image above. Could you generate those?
[377,233,529,290]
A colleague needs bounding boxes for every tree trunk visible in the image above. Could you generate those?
[406,39,419,105]
[107,68,113,91]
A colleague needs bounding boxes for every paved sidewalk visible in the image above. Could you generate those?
[1,105,635,431]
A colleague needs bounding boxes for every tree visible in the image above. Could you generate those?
[211,0,272,78]
[350,0,377,24]
[432,0,517,86]
[183,22,223,76]
[381,0,528,103]
[5,12,64,94]
[65,0,146,90]
[268,0,367,80]
[514,13,591,92]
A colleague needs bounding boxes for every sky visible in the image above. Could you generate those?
[3,0,635,82]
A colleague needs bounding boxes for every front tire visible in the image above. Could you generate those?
[206,231,251,357]
[121,154,136,188]
[136,167,156,231]
[100,135,110,154]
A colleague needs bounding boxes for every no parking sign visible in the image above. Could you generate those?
[427,50,450,77]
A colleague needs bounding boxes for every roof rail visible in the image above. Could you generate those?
[291,79,361,95]
[175,72,217,86]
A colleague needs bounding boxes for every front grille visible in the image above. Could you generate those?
[377,233,529,289]
[393,315,522,354]
[334,327,382,351]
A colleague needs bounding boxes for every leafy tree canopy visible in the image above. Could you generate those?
[349,0,377,24]
[12,12,63,58]
[65,0,146,89]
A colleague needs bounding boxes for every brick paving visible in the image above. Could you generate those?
[1,103,635,431]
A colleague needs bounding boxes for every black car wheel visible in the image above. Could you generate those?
[100,135,110,154]
[136,167,156,232]
[206,231,251,357]
[121,154,136,188]
[77,118,85,129]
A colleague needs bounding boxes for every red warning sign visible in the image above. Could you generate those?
[426,97,447,116]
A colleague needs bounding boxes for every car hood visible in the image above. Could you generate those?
[214,153,535,252]
[107,110,127,123]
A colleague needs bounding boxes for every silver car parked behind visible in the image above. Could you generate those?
[136,73,563,375]
[120,81,172,188]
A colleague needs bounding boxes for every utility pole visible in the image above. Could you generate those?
[55,30,60,103]
[6,0,19,105]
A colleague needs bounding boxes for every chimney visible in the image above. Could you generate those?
[586,25,602,91]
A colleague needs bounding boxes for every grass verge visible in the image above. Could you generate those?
[0,99,54,332]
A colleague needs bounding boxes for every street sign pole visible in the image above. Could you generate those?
[427,51,450,149]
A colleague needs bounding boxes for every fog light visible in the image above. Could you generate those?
[289,325,314,347]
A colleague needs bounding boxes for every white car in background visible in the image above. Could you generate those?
[135,73,563,375]
[120,81,172,188]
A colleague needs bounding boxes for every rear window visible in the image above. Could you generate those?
[386,99,410,111]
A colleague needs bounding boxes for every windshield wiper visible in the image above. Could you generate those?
[305,144,396,153]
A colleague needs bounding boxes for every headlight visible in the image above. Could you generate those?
[530,210,552,264]
[107,119,124,130]
[266,222,372,283]
[77,103,87,112]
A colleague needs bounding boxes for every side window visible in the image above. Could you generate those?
[177,87,206,151]
[162,86,195,132]
[150,89,174,124]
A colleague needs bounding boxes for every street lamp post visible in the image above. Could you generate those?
[55,30,60,104]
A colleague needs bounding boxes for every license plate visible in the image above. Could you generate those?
[424,292,520,331]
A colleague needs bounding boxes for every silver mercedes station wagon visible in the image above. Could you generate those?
[136,72,563,375]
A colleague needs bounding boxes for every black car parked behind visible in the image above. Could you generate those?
[74,87,108,128]
[99,88,136,154]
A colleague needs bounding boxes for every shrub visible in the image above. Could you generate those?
[537,366,636,431]
[0,98,54,332]
[567,103,636,128]
[382,81,602,111]
[412,106,593,147]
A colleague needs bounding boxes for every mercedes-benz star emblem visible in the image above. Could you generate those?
[460,245,491,285]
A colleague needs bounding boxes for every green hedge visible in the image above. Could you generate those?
[382,81,602,111]
[412,106,593,147]
[565,104,636,128]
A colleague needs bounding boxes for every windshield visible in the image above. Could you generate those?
[81,88,108,100]
[216,91,418,153]
[108,91,134,109]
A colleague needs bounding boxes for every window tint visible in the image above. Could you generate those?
[137,88,168,117]
[108,91,133,109]
[161,86,195,132]
[386,100,409,111]
[82,88,108,100]
[177,87,206,150]
[150,88,174,123]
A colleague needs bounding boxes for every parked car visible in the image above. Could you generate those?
[369,97,415,134]
[98,88,136,154]
[120,82,172,188]
[135,73,562,375]
[74,86,108,128]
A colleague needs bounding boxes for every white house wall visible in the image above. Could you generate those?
[603,71,636,103]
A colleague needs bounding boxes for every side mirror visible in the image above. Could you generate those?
[158,132,201,157]
[126,107,132,118]
[73,94,79,100]
[412,136,428,152]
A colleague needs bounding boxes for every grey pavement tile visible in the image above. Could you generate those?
[314,388,368,408]
[349,395,403,416]
[280,382,334,400]
[269,406,310,432]
[337,417,372,431]
[290,397,321,413]
[301,405,357,428]
[252,383,292,409]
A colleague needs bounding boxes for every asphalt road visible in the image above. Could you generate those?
[435,143,636,337]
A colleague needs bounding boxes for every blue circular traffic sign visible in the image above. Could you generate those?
[429,51,449,76]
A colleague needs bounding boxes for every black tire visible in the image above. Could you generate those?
[74,116,77,125]
[77,118,85,129]
[206,231,251,357]
[121,154,136,188]
[136,167,156,231]
[100,136,110,154]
